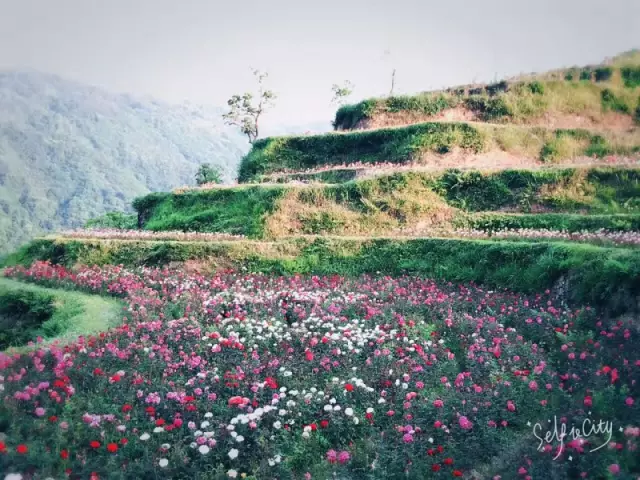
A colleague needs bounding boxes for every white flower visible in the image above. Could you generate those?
[201,420,210,428]
[199,445,210,455]
[153,426,165,433]
[333,405,341,412]
[344,407,354,416]
[159,458,169,468]
[161,443,171,449]
[366,408,374,413]
[323,404,332,412]
[353,417,360,425]
[140,433,150,441]
[228,448,239,460]
[236,435,245,443]
[273,421,282,429]
[4,474,23,480]
[227,469,238,478]
[302,431,310,439]
[204,412,213,418]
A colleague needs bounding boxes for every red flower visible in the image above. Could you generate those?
[320,420,329,428]
[432,464,441,472]
[437,445,444,453]
[120,438,128,445]
[145,406,155,415]
[310,423,317,431]
[345,383,354,392]
[107,443,118,453]
[60,449,69,459]
[122,404,132,413]
[16,444,28,454]
[453,470,463,477]
[155,418,166,426]
[90,441,101,449]
[427,449,435,456]
[93,368,103,376]
[0,441,7,454]
[444,457,454,465]
[49,415,58,423]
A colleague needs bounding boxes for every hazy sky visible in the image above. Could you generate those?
[1,0,639,129]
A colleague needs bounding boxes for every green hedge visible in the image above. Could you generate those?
[5,237,640,314]
[238,122,485,182]
[133,187,285,234]
[462,212,640,232]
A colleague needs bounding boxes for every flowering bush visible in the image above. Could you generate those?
[0,262,638,478]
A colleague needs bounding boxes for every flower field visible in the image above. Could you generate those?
[0,262,638,479]
[443,228,640,247]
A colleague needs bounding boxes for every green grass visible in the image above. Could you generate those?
[333,61,640,130]
[128,168,640,238]
[5,236,640,314]
[0,277,122,351]
[238,122,486,181]
[238,123,640,182]
[460,212,640,232]
[134,187,286,236]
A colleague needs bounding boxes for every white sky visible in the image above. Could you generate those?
[1,0,639,130]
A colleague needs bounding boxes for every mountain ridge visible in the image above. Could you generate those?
[0,70,249,254]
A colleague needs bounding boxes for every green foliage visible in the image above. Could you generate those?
[463,212,640,232]
[594,67,613,82]
[135,187,285,236]
[0,71,246,256]
[222,69,276,144]
[621,66,640,88]
[528,81,545,94]
[579,69,593,81]
[330,80,355,106]
[85,211,137,229]
[238,122,485,181]
[601,88,631,113]
[0,277,122,350]
[195,163,223,185]
[0,286,55,349]
[332,99,379,130]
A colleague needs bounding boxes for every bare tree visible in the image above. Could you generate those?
[331,80,355,105]
[222,69,276,144]
[383,50,396,96]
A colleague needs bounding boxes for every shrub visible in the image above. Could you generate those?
[0,287,55,349]
[594,67,613,82]
[464,96,512,120]
[621,65,640,88]
[579,69,593,81]
[600,88,630,113]
[528,81,545,94]
[195,163,223,185]
[332,99,379,130]
[85,212,137,230]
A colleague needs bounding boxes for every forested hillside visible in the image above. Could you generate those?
[0,70,248,254]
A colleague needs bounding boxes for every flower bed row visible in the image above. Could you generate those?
[0,262,638,478]
[59,229,247,242]
[439,228,640,247]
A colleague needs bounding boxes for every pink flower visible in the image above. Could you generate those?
[528,381,538,391]
[403,433,414,443]
[608,464,620,475]
[459,416,473,430]
[35,407,46,417]
[326,449,337,464]
[338,451,351,464]
[625,397,634,406]
[433,399,444,408]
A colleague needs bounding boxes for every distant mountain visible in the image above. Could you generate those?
[0,70,249,255]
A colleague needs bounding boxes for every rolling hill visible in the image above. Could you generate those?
[0,70,249,255]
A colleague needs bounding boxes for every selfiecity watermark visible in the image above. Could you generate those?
[532,413,614,460]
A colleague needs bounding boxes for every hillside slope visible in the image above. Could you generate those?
[0,70,248,255]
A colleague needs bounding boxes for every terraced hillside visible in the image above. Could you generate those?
[2,51,640,479]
